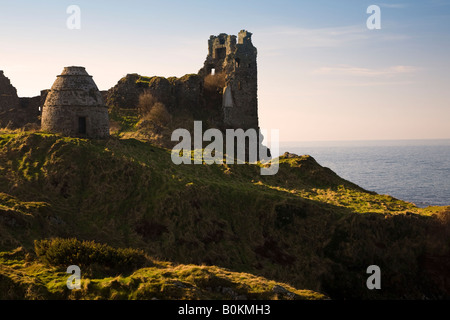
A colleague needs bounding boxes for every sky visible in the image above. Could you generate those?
[1,0,450,142]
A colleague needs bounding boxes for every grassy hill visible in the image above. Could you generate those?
[0,240,325,300]
[0,131,449,299]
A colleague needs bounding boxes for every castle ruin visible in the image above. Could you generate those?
[0,71,20,115]
[3,30,264,151]
[0,70,43,129]
[199,30,259,131]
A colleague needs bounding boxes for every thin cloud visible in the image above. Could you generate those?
[257,25,369,48]
[334,80,416,87]
[255,25,410,54]
[313,65,419,77]
[379,3,408,9]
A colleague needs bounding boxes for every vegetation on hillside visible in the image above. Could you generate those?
[0,131,449,299]
[1,242,324,300]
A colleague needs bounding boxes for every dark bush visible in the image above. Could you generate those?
[34,238,148,275]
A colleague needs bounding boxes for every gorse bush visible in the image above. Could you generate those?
[137,91,172,134]
[204,72,225,92]
[142,102,171,127]
[137,91,157,117]
[34,238,148,275]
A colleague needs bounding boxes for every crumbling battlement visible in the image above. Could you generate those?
[198,30,259,131]
[0,70,20,114]
[107,30,259,133]
[0,70,42,128]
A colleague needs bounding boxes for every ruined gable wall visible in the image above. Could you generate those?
[0,71,20,113]
[0,71,42,128]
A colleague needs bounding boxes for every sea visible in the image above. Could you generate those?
[275,139,450,208]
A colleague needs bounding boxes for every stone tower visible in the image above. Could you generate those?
[41,66,109,138]
[199,30,259,131]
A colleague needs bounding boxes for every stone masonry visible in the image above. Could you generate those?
[107,30,260,134]
[6,31,263,149]
[199,30,259,131]
[41,66,110,138]
[0,70,21,127]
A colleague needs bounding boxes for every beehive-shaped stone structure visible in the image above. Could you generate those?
[41,66,109,138]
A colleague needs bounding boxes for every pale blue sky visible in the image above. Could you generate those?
[1,0,449,141]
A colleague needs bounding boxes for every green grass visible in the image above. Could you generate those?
[0,132,449,299]
[109,108,140,133]
[0,244,326,300]
[135,76,170,88]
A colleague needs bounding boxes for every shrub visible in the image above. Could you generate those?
[204,72,225,92]
[138,91,157,116]
[34,238,148,275]
[137,91,172,134]
[143,102,171,125]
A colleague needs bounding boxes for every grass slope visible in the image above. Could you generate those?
[1,243,324,300]
[0,132,449,299]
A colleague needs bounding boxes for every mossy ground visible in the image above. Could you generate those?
[0,131,449,299]
[0,246,325,300]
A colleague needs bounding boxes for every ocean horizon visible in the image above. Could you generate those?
[274,139,450,208]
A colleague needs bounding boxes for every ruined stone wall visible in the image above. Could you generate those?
[198,30,259,131]
[42,105,109,138]
[106,73,205,114]
[41,67,109,138]
[0,71,20,127]
[0,71,44,128]
[198,31,269,160]
[172,74,204,113]
[0,71,20,111]
[17,96,41,126]
[198,33,237,77]
[106,30,259,134]
[106,73,142,109]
